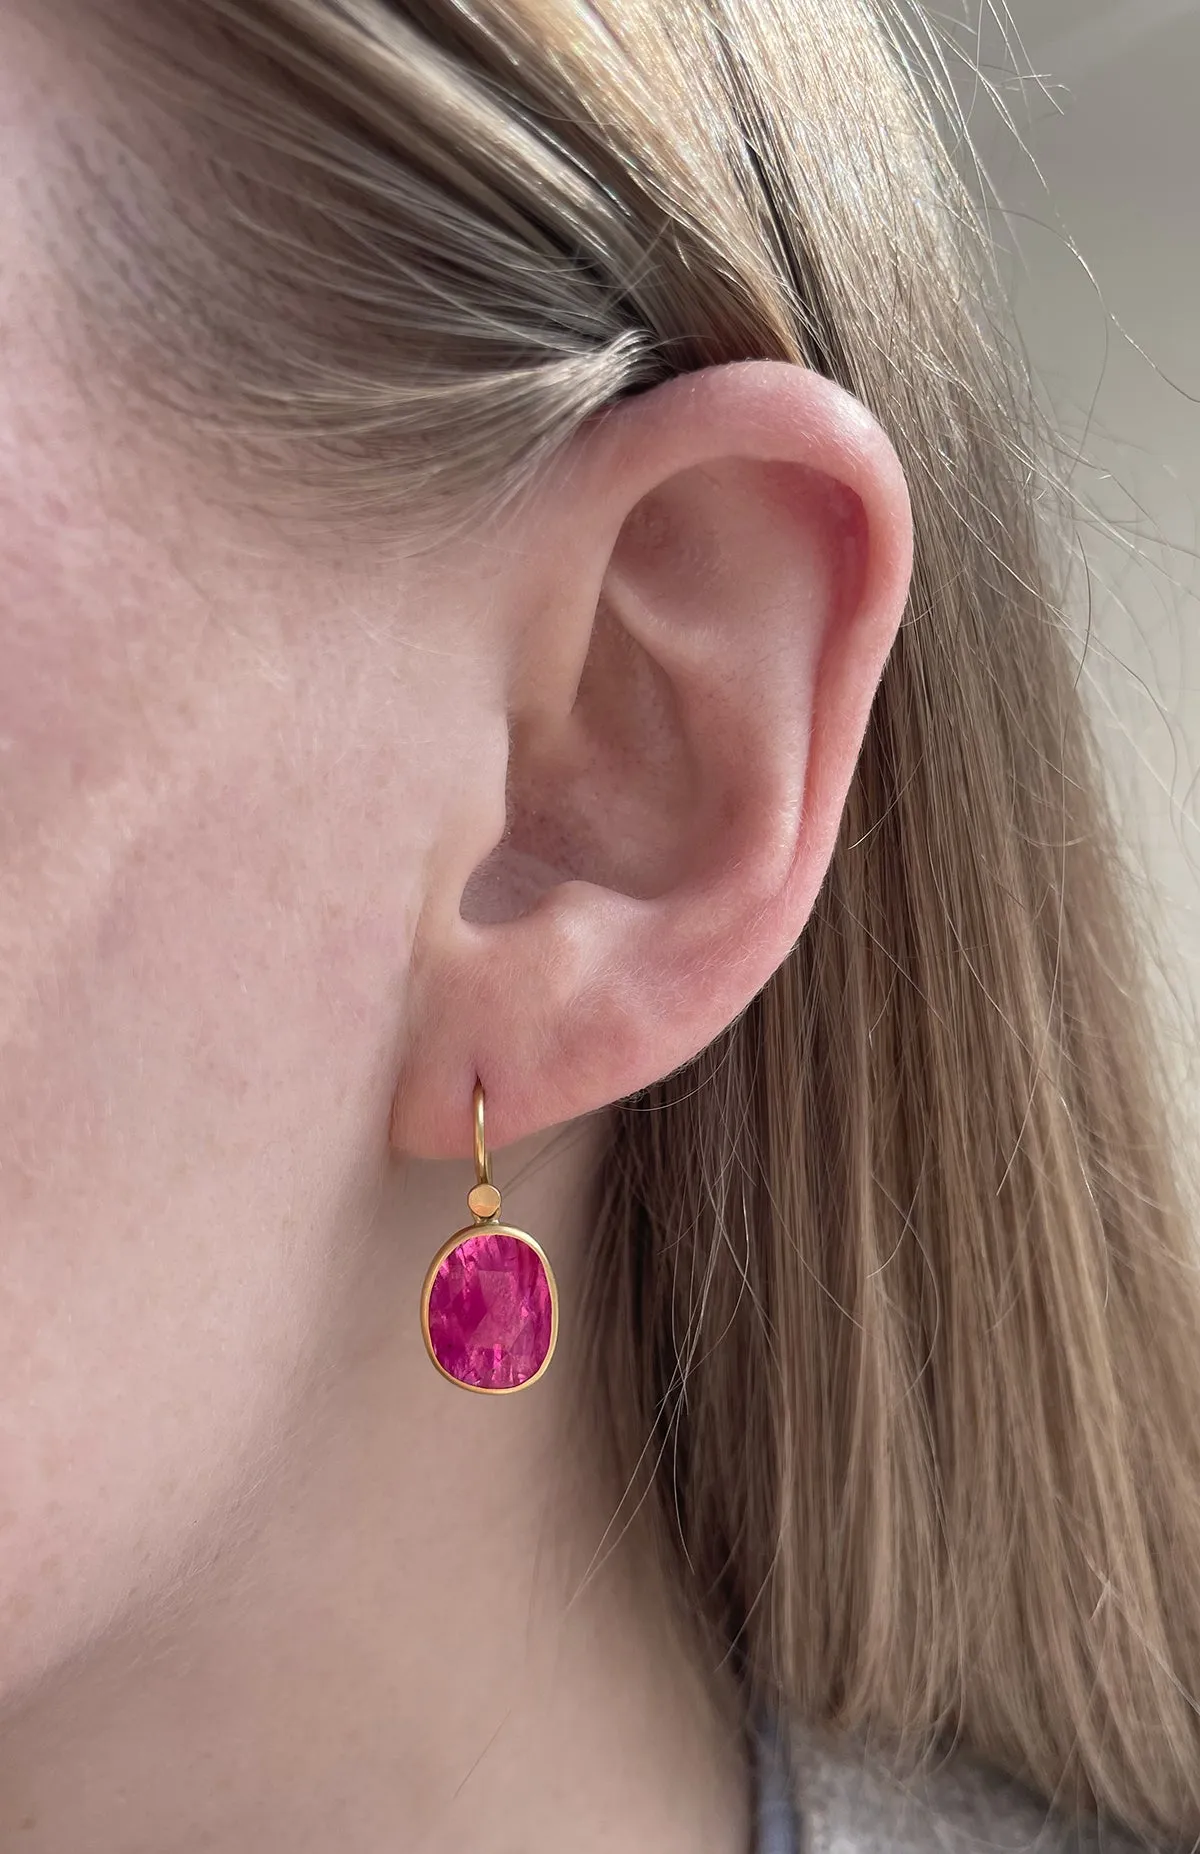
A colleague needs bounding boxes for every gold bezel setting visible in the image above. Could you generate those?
[420,1221,559,1395]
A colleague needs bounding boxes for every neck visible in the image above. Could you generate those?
[0,1121,753,1854]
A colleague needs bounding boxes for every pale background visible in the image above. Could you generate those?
[952,0,1200,1106]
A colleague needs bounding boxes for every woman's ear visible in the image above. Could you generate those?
[390,360,912,1159]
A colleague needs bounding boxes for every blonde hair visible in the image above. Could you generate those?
[81,0,1200,1838]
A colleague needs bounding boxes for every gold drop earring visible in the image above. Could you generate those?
[420,1079,558,1393]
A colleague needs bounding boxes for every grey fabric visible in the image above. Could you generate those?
[755,1710,803,1854]
[783,1724,1157,1853]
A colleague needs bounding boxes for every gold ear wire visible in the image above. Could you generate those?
[466,1079,502,1222]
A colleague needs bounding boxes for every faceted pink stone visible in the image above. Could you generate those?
[426,1231,553,1391]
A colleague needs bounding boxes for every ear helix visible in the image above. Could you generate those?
[419,1079,559,1393]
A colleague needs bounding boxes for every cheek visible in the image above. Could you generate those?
[0,9,448,1708]
[0,461,429,1710]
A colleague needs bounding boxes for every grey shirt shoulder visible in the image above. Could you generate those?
[784,1724,1156,1853]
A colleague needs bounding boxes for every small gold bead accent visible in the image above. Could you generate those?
[467,1181,502,1220]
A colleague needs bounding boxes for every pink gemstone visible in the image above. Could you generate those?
[426,1231,553,1391]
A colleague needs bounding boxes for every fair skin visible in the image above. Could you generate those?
[0,12,912,1851]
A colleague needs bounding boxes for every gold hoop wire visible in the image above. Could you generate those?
[473,1077,491,1187]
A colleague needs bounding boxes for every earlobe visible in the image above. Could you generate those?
[391,361,913,1161]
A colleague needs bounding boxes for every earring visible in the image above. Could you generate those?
[420,1079,559,1394]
